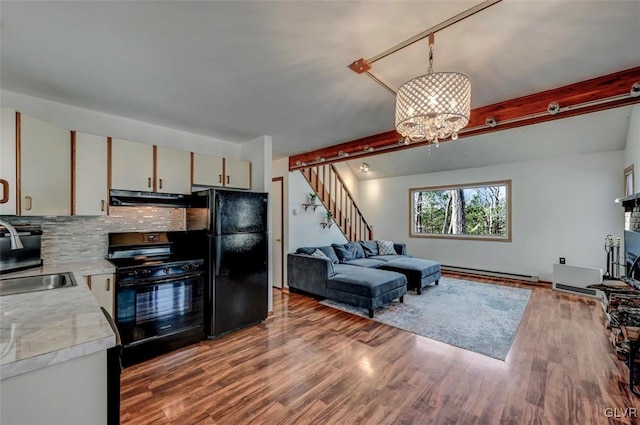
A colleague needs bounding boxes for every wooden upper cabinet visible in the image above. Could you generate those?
[156,146,191,194]
[74,132,108,215]
[0,108,17,215]
[19,114,71,216]
[193,153,224,186]
[110,138,154,192]
[224,158,251,189]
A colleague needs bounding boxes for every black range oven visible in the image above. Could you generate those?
[108,231,206,366]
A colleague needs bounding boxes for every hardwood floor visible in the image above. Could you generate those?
[121,274,639,425]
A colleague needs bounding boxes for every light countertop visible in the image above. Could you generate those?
[0,260,116,380]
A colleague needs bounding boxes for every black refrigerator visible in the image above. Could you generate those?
[193,189,269,338]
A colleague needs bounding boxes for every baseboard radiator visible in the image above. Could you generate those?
[441,265,539,283]
[552,264,603,297]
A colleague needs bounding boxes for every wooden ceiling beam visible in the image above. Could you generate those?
[289,67,640,171]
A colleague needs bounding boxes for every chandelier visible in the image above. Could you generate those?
[395,33,471,147]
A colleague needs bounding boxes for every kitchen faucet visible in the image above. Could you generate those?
[0,219,24,249]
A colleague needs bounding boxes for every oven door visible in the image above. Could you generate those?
[115,274,204,346]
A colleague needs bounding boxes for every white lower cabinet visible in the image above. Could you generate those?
[88,274,114,317]
[0,350,107,425]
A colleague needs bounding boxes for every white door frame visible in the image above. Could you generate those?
[271,177,284,289]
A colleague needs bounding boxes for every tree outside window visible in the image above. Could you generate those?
[410,180,511,241]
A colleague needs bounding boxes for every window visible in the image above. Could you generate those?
[409,180,511,241]
[625,165,634,196]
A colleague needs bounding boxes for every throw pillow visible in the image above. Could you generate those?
[359,240,379,257]
[310,249,335,276]
[349,242,365,259]
[310,248,330,260]
[377,240,396,256]
[317,246,340,264]
[332,243,356,263]
[297,246,339,263]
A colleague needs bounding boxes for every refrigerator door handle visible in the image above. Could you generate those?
[214,237,222,276]
[214,194,222,236]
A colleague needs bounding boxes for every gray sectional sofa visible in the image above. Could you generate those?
[287,241,441,317]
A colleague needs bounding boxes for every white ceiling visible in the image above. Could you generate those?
[1,1,638,161]
[345,106,632,180]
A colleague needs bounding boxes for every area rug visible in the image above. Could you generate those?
[320,277,532,360]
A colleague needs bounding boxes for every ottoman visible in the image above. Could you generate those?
[379,258,441,295]
[327,265,407,318]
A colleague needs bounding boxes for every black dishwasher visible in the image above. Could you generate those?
[101,307,122,425]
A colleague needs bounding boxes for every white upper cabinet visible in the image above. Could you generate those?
[75,132,108,215]
[19,114,71,216]
[224,158,251,189]
[192,154,250,189]
[193,153,224,186]
[0,108,17,215]
[156,146,191,194]
[110,138,154,192]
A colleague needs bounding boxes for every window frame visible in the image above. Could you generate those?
[408,179,512,242]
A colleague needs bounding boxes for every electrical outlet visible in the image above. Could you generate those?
[559,257,566,264]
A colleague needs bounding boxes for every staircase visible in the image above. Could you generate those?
[301,164,373,241]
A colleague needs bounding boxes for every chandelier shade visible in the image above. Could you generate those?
[395,71,471,143]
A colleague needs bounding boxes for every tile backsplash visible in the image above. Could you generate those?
[2,207,185,263]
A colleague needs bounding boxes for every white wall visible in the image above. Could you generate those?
[289,170,347,252]
[241,135,272,192]
[333,162,359,203]
[272,158,290,288]
[359,150,624,281]
[1,90,241,157]
[624,104,640,192]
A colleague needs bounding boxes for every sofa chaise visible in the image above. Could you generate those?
[287,241,441,317]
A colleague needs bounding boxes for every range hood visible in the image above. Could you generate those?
[109,190,197,208]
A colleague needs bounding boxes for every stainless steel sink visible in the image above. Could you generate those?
[0,272,77,296]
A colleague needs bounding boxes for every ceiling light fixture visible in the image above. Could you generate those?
[359,163,369,173]
[485,116,498,128]
[395,33,471,148]
[547,101,561,115]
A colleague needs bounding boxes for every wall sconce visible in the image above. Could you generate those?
[359,163,369,173]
